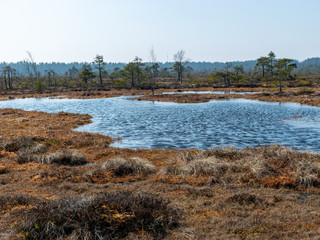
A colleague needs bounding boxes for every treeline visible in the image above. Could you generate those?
[0,51,319,92]
[1,58,320,77]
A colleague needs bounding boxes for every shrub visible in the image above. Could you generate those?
[102,158,156,176]
[35,79,45,93]
[16,191,180,239]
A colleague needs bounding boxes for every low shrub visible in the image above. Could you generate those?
[1,136,47,153]
[16,153,41,164]
[102,158,156,176]
[16,191,180,239]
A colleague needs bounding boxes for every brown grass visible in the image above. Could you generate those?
[102,157,156,176]
[1,108,320,239]
[163,145,320,188]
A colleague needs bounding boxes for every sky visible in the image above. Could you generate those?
[0,0,319,63]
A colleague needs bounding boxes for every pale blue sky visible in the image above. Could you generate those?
[0,0,319,63]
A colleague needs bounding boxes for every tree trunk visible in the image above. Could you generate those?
[99,70,102,85]
[4,75,7,90]
[131,74,134,87]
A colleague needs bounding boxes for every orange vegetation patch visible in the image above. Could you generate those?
[0,150,16,158]
[262,175,297,188]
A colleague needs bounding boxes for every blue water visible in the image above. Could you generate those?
[162,91,260,95]
[0,96,319,151]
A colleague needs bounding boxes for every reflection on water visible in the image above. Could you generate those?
[0,96,319,151]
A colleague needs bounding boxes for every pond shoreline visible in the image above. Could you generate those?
[1,87,320,107]
[131,89,320,107]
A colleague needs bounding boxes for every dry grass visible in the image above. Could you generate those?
[0,136,47,153]
[16,149,87,166]
[165,145,320,188]
[102,157,157,176]
[41,150,87,165]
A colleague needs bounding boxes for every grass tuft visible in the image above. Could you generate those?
[102,157,156,176]
[41,150,87,165]
[17,149,87,165]
[167,144,320,188]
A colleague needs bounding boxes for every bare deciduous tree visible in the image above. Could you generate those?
[23,51,39,89]
[173,50,189,84]
[149,47,159,95]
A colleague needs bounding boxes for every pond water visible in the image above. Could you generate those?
[162,91,260,95]
[0,96,319,151]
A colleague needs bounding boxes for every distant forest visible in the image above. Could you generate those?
[1,58,320,76]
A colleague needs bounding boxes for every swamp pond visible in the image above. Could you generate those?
[0,94,320,151]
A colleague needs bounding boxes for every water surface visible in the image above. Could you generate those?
[162,91,260,95]
[0,96,319,151]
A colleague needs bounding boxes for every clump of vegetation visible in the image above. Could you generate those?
[297,87,314,95]
[1,136,46,153]
[166,145,320,188]
[41,150,87,165]
[181,157,240,177]
[14,192,180,240]
[102,157,156,176]
[17,149,87,165]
